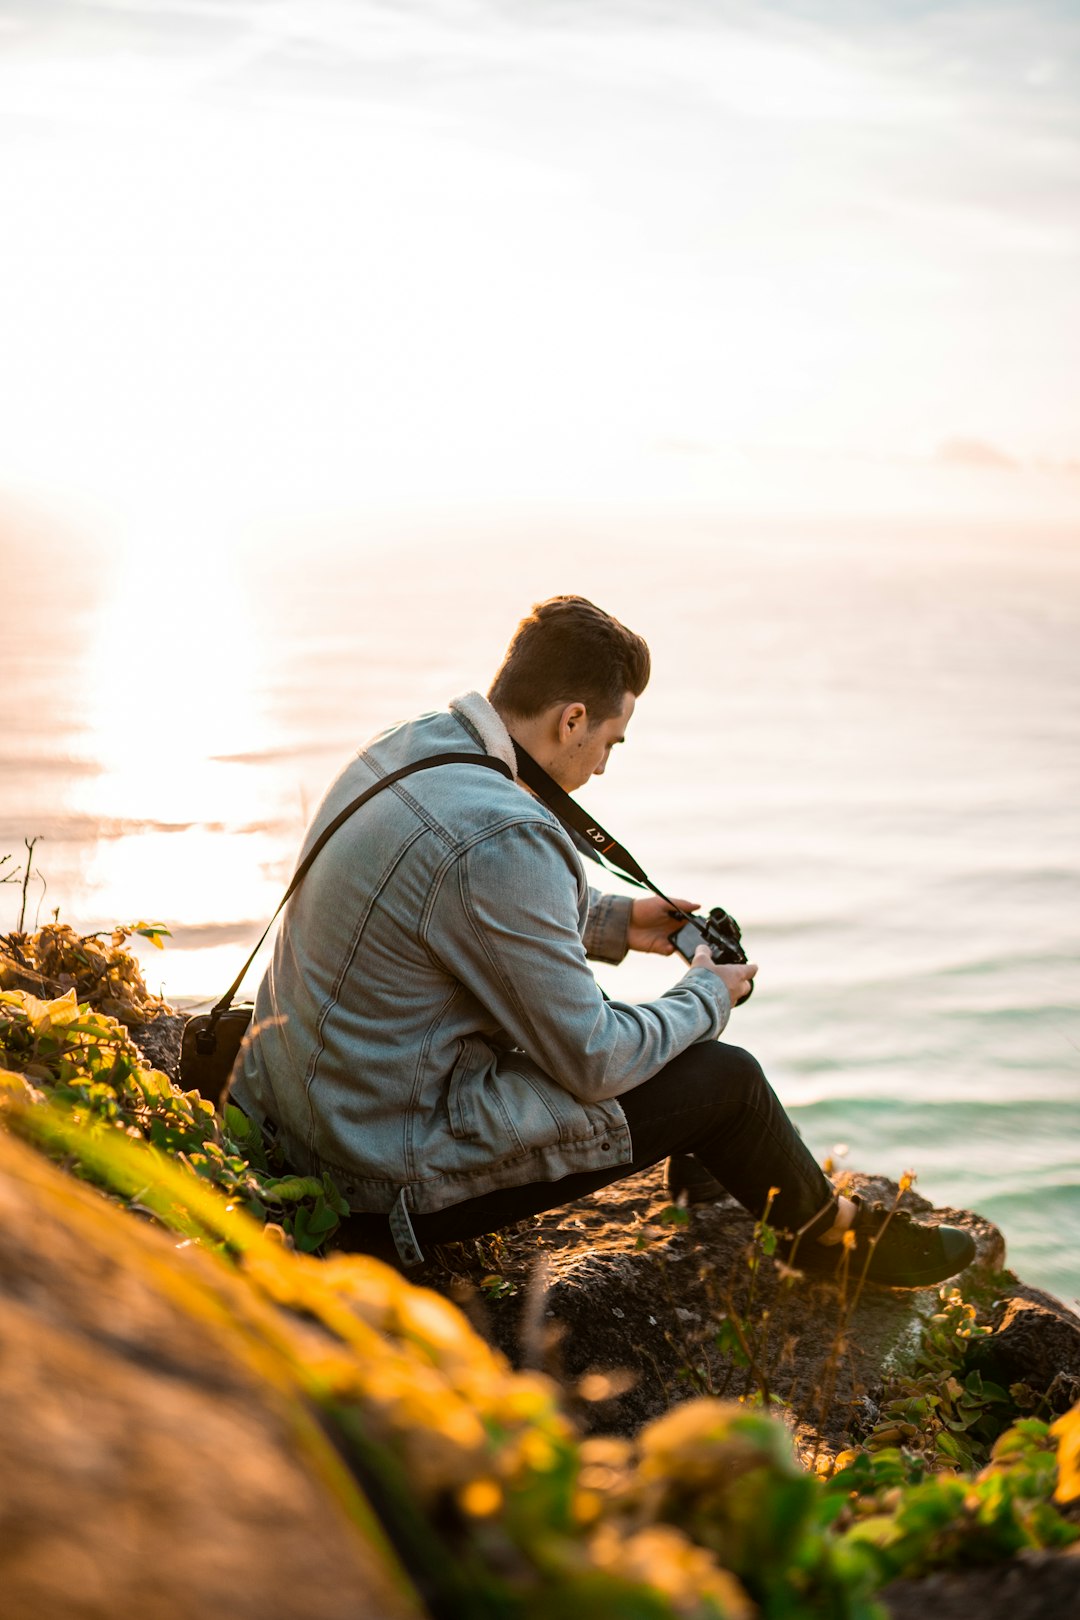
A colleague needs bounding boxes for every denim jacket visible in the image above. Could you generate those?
[232,691,730,1219]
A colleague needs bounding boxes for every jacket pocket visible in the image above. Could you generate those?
[447,1038,566,1159]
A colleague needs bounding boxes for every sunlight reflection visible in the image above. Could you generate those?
[74,520,287,933]
[81,825,283,932]
[123,932,278,1010]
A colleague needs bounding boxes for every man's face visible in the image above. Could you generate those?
[555,691,636,792]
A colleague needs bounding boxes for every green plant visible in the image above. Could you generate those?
[827,1418,1077,1581]
[708,1190,796,1410]
[638,1193,799,1411]
[0,985,348,1254]
[865,1287,1014,1470]
[480,1273,520,1300]
[616,1400,887,1619]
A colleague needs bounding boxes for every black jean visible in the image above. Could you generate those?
[333,1041,837,1265]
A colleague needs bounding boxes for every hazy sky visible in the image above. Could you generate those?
[1,0,1078,535]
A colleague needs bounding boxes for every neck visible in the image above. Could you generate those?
[491,704,559,777]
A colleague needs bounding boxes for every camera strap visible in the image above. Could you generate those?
[510,740,696,928]
[203,752,514,1034]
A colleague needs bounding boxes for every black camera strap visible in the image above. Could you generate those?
[510,739,696,928]
[511,741,751,997]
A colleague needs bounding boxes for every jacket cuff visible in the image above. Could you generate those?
[680,966,732,1038]
[584,890,632,964]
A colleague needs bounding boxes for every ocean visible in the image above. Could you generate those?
[4,509,1078,1304]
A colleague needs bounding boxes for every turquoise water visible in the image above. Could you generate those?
[3,512,1078,1304]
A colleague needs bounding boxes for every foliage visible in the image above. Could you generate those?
[1,1090,759,1619]
[1,918,173,1023]
[864,1288,1015,1471]
[827,1419,1077,1581]
[1050,1404,1080,1505]
[595,1401,886,1620]
[0,985,348,1254]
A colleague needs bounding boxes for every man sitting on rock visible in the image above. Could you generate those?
[232,595,975,1286]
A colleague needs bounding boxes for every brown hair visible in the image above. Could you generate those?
[488,595,650,721]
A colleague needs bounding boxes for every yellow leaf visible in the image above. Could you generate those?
[0,1067,35,1093]
[31,989,80,1032]
[1050,1402,1080,1503]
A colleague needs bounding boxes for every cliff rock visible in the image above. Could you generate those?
[0,1129,419,1620]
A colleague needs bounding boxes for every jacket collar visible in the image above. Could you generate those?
[448,691,519,779]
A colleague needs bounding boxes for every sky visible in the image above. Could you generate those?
[1,0,1078,543]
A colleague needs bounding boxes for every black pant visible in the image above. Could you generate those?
[333,1041,837,1264]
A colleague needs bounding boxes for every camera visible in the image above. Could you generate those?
[669,906,753,1002]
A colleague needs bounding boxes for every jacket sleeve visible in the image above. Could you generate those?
[425,818,731,1104]
[583,888,632,964]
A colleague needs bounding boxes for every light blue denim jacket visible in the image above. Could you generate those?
[232,692,730,1219]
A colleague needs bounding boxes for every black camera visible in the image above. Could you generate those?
[669,906,753,1002]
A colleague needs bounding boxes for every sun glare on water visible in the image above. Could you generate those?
[71,516,288,944]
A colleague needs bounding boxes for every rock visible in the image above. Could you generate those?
[418,1166,1020,1461]
[128,1012,187,1084]
[0,1130,419,1620]
[881,1548,1080,1620]
[965,1288,1080,1414]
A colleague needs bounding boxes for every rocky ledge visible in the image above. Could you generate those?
[414,1164,1080,1619]
[414,1167,1076,1444]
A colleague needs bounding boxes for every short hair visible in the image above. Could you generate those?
[488,595,650,722]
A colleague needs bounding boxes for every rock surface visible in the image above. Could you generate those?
[0,1130,420,1620]
[413,1166,1080,1619]
[965,1289,1080,1414]
[880,1548,1080,1619]
[129,1011,187,1084]
[418,1165,1015,1460]
[419,1168,1080,1617]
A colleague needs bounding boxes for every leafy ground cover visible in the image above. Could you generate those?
[0,920,1077,1619]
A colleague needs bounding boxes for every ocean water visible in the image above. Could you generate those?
[3,510,1078,1304]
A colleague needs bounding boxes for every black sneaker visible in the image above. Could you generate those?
[664,1153,728,1206]
[797,1198,977,1289]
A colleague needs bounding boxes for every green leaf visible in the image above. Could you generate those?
[304,1198,340,1237]
[976,1380,1010,1404]
[714,1317,750,1366]
[935,1430,972,1464]
[321,1172,351,1216]
[286,1205,316,1251]
[263,1175,325,1203]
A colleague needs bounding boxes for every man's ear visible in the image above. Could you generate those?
[556,701,588,743]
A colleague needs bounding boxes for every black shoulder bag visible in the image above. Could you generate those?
[178,752,512,1105]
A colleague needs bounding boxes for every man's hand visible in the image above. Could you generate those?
[627,896,701,955]
[693,945,757,1007]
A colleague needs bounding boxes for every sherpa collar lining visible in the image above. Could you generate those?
[448,691,519,779]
